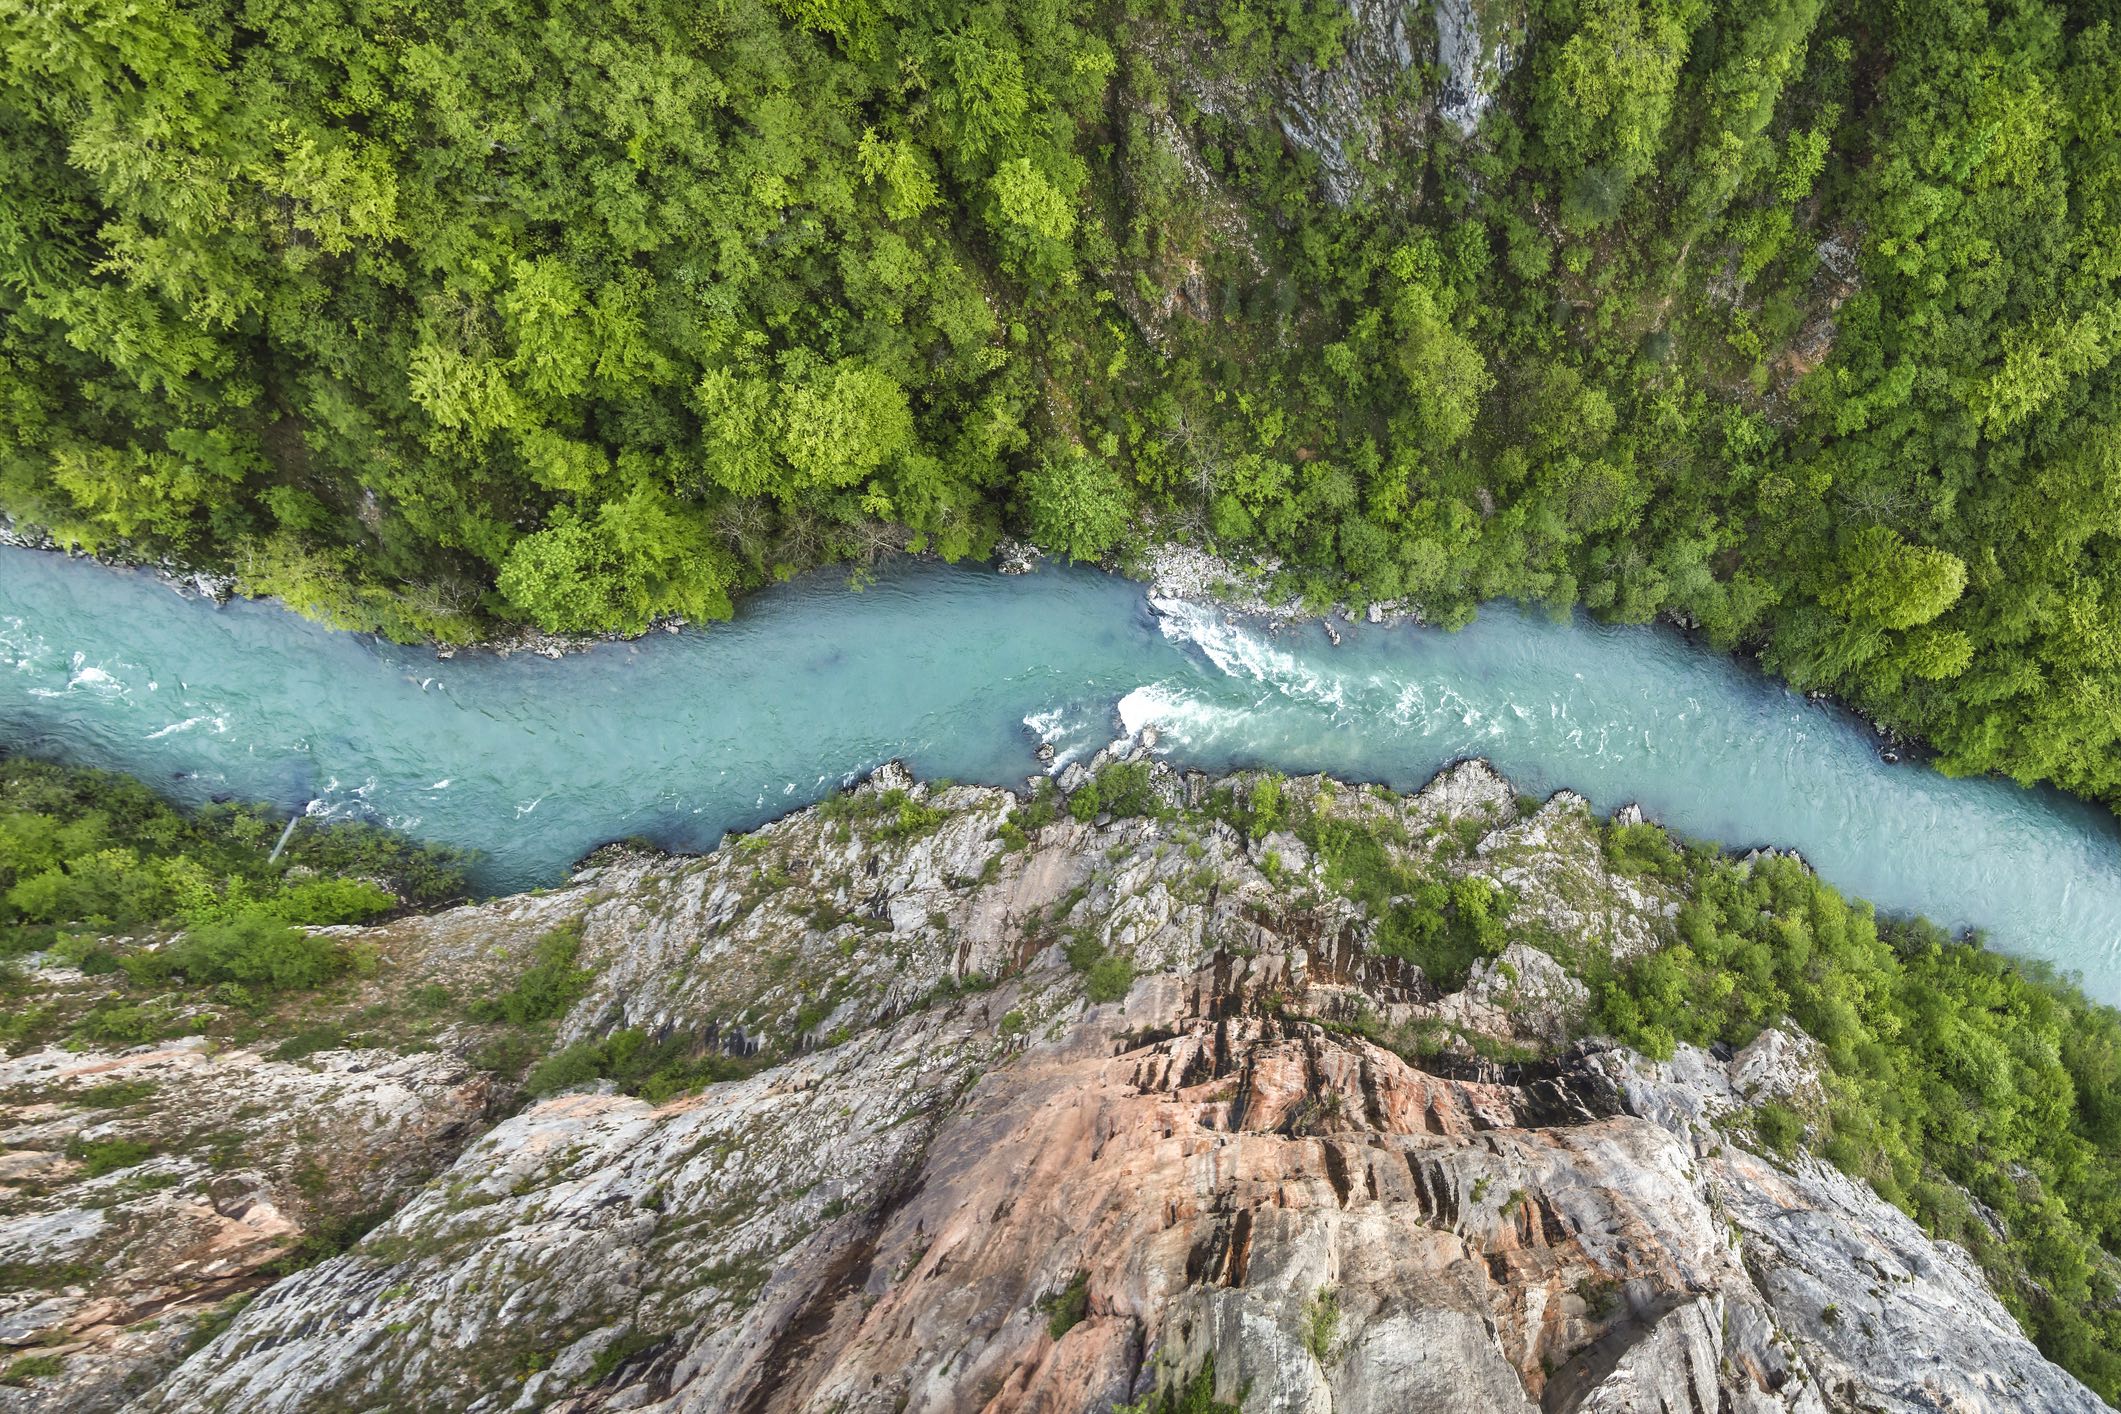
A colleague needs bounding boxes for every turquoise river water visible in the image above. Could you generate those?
[4,545,2119,999]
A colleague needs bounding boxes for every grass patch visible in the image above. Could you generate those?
[1303,1286,1340,1360]
[67,1137,155,1177]
[1115,1363,1243,1414]
[0,1355,62,1386]
[73,1078,156,1107]
[272,1023,348,1061]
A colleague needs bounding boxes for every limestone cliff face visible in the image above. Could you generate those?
[0,761,2103,1412]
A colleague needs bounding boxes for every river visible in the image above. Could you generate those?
[4,546,2118,998]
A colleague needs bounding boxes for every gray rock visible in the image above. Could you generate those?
[1435,0,1524,135]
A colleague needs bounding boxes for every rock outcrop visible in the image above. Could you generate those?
[0,761,2102,1412]
[1274,0,1526,203]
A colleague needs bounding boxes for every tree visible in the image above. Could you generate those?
[1819,526,1967,630]
[1024,451,1131,562]
[1532,0,1708,221]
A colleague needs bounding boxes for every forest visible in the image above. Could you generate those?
[0,0,2116,815]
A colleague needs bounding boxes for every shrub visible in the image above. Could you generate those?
[1062,929,1136,1003]
[1084,954,1136,1003]
[1094,762,1162,819]
[140,910,352,991]
[1041,1271,1089,1338]
[1114,1364,1242,1414]
[0,1355,62,1386]
[1602,821,1687,879]
[874,790,947,841]
[471,920,593,1026]
[523,1028,766,1103]
[1304,1287,1340,1360]
[68,1137,155,1177]
[268,1207,393,1275]
[1752,1102,1804,1159]
[72,1001,189,1048]
[272,1024,348,1061]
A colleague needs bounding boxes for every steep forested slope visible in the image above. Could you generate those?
[3,0,2118,802]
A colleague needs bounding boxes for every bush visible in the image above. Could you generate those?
[128,910,351,992]
[1063,931,1137,1003]
[0,1355,62,1386]
[1093,762,1162,819]
[1041,1271,1090,1337]
[1084,954,1137,1003]
[72,1001,190,1048]
[1114,1364,1242,1414]
[67,1138,155,1177]
[522,1027,765,1103]
[1751,1102,1804,1158]
[267,1207,393,1275]
[471,920,593,1026]
[1602,821,1687,879]
[272,1024,349,1061]
[0,757,467,947]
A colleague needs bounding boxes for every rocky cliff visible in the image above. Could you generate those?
[0,758,2103,1412]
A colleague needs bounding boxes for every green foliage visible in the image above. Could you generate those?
[1300,813,1507,988]
[66,1137,155,1177]
[522,1027,765,1103]
[0,756,466,953]
[1817,527,1967,630]
[470,920,592,1027]
[1245,774,1287,840]
[74,1078,155,1107]
[272,1024,349,1061]
[126,911,353,992]
[1070,762,1162,825]
[873,791,949,841]
[821,786,948,842]
[183,1294,254,1356]
[1063,930,1137,1003]
[1602,821,1688,879]
[1114,1363,1244,1414]
[1024,452,1133,563]
[1303,1286,1340,1360]
[1751,1102,1804,1158]
[71,1001,192,1048]
[585,1329,660,1385]
[268,1207,394,1276]
[0,764,445,1052]
[1040,1270,1090,1338]
[0,1355,63,1387]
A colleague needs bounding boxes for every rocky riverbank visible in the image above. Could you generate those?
[0,518,237,608]
[1127,540,1423,635]
[0,759,2098,1412]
